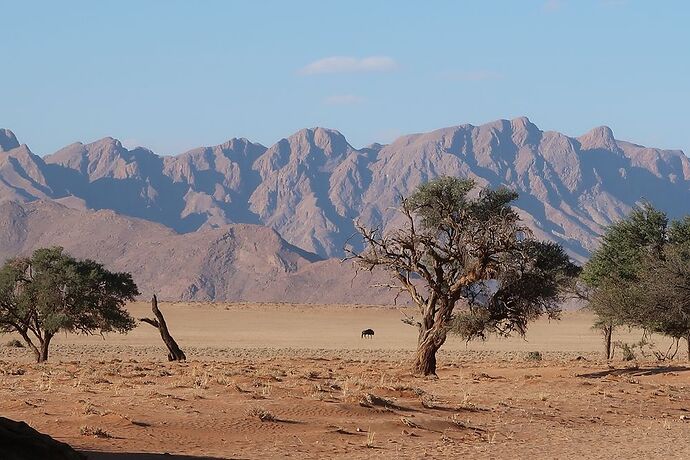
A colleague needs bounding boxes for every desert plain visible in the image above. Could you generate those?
[1,302,689,459]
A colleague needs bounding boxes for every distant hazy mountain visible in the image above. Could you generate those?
[1,117,688,267]
[0,200,390,303]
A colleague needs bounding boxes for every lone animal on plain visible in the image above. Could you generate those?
[361,328,375,338]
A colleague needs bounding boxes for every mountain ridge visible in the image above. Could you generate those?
[1,118,688,267]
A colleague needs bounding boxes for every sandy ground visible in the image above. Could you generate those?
[1,302,689,459]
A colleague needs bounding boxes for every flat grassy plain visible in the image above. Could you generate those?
[1,302,688,459]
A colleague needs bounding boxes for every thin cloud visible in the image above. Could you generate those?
[440,70,503,81]
[300,56,398,75]
[323,94,366,105]
[600,0,626,6]
[543,0,564,12]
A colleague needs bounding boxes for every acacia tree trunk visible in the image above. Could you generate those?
[412,299,452,376]
[686,332,690,361]
[603,323,613,360]
[37,334,52,363]
[413,325,447,376]
[14,328,52,363]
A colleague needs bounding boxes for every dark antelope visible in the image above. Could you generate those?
[361,328,375,339]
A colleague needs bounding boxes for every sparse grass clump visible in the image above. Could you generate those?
[450,413,468,428]
[526,351,543,362]
[365,429,376,448]
[305,370,320,379]
[360,392,394,409]
[80,426,113,438]
[246,407,276,422]
[5,339,24,348]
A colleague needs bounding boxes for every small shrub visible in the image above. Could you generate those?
[5,339,24,348]
[616,342,636,361]
[526,351,543,362]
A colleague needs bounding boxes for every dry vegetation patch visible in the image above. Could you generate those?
[0,344,688,458]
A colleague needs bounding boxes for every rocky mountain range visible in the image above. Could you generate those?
[0,118,688,301]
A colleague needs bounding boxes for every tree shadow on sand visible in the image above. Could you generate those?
[81,452,240,460]
[577,365,690,379]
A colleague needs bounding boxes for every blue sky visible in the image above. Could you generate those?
[1,0,688,156]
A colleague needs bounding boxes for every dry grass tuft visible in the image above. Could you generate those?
[80,425,113,438]
[450,413,468,428]
[246,407,276,422]
[4,339,24,348]
[365,429,376,448]
[81,402,110,416]
[526,351,543,362]
[304,370,320,379]
[400,417,422,429]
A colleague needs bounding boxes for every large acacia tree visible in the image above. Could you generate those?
[350,177,578,376]
[0,247,139,362]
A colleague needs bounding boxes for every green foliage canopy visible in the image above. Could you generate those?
[0,247,139,362]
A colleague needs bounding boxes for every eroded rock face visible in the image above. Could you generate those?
[0,417,84,460]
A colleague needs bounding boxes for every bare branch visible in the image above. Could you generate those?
[139,317,160,328]
[399,309,421,328]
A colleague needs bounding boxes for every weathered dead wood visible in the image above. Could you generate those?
[139,294,186,361]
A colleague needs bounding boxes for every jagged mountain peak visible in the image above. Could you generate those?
[90,136,121,147]
[510,116,539,133]
[0,142,51,201]
[222,137,265,150]
[511,115,533,127]
[0,129,20,152]
[284,127,351,154]
[577,125,618,152]
[46,136,161,180]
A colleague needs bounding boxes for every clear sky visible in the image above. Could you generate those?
[2,0,688,156]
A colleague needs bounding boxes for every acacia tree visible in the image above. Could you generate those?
[350,177,578,376]
[580,203,667,359]
[636,218,690,359]
[638,246,690,359]
[0,247,139,362]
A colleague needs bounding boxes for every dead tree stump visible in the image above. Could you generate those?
[140,294,186,361]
